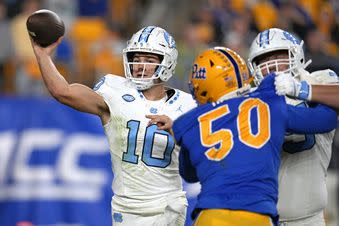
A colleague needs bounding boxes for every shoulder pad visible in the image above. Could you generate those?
[307,69,339,84]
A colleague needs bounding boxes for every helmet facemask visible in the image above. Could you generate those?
[252,47,304,85]
[122,26,178,90]
[124,52,165,90]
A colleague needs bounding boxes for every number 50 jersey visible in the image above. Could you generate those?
[173,75,337,219]
[94,74,197,214]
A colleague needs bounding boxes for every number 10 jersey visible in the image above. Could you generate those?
[94,74,197,214]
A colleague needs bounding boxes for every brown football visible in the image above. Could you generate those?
[26,9,65,47]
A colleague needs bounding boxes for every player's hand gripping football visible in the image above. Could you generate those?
[146,114,173,131]
[29,36,63,58]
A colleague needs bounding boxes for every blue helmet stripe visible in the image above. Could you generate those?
[217,49,242,88]
[138,26,156,43]
[259,29,270,47]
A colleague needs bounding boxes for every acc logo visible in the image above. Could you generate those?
[122,94,135,102]
[283,31,300,45]
[0,130,110,201]
[192,64,206,79]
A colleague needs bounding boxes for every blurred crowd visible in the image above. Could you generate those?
[0,0,339,94]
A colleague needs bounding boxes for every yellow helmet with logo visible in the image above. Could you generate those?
[189,47,252,105]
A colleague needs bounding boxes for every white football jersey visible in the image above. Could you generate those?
[94,74,197,214]
[277,71,336,221]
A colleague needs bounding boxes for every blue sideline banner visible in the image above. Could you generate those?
[0,97,113,226]
[0,97,199,226]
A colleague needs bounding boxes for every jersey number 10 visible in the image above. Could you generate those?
[122,120,174,168]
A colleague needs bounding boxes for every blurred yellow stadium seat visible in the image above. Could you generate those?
[251,2,278,31]
[230,0,246,15]
[297,0,321,24]
[93,47,124,77]
[69,17,108,85]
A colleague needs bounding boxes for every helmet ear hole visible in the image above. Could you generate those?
[201,91,207,97]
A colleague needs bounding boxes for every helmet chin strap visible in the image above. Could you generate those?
[135,78,165,91]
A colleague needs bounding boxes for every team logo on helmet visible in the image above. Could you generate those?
[259,30,270,47]
[192,64,207,79]
[282,31,300,45]
[164,31,176,48]
[138,26,156,43]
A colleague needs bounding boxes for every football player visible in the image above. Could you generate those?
[29,26,197,226]
[171,47,337,226]
[248,27,337,226]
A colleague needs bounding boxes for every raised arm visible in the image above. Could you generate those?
[31,38,110,123]
[275,70,339,110]
[310,84,339,109]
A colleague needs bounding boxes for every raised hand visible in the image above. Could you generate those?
[29,36,63,58]
[274,73,311,100]
[146,114,173,131]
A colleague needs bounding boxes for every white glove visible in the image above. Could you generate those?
[293,67,310,81]
[274,73,311,100]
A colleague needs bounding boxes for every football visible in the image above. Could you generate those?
[26,9,65,47]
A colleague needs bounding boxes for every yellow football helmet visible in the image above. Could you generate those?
[189,47,252,105]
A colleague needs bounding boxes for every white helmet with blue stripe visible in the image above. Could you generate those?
[248,28,310,85]
[123,26,178,90]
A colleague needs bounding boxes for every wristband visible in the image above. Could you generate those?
[298,81,310,100]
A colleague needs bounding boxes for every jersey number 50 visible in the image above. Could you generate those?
[199,98,270,161]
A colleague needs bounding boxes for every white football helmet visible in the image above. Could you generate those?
[248,28,310,85]
[123,26,178,90]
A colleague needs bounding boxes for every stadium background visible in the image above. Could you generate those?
[0,0,338,225]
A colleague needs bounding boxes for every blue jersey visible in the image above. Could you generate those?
[172,74,336,219]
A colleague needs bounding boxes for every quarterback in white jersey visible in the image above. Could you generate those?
[29,25,197,226]
[94,74,196,217]
[248,28,336,226]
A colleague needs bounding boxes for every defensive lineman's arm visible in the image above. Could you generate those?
[30,37,110,123]
[275,71,339,110]
[310,84,339,109]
